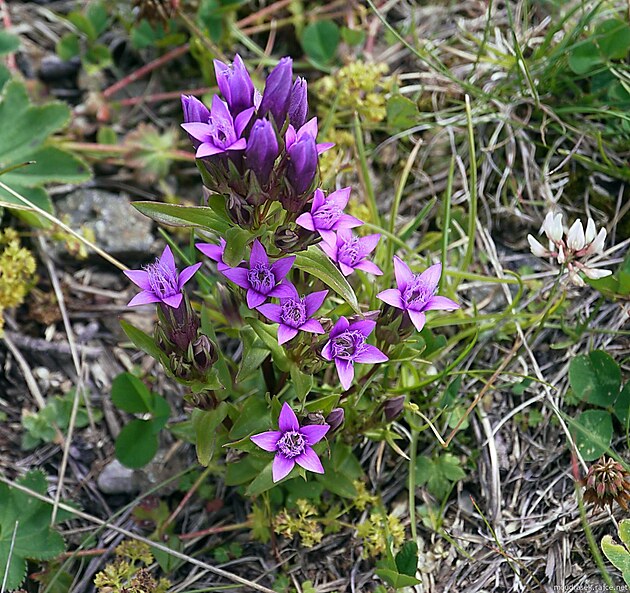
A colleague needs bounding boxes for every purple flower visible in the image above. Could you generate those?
[181,95,254,159]
[319,229,382,276]
[376,257,459,332]
[245,118,279,186]
[213,54,255,116]
[285,117,334,155]
[181,95,210,124]
[251,403,329,482]
[296,188,363,244]
[258,283,328,344]
[288,77,308,129]
[259,57,293,126]
[286,132,318,196]
[124,245,202,309]
[196,238,231,272]
[321,317,388,390]
[221,239,295,308]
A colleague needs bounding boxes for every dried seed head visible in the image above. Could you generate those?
[581,456,630,511]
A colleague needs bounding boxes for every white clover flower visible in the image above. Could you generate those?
[527,212,613,286]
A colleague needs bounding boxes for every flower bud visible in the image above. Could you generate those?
[383,396,405,422]
[259,57,293,126]
[213,54,255,116]
[226,193,254,228]
[273,224,318,254]
[288,77,308,129]
[286,133,318,197]
[181,95,210,123]
[158,297,200,352]
[245,118,279,186]
[191,334,218,373]
[325,407,345,433]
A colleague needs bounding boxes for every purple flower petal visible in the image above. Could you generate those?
[327,187,351,209]
[426,295,460,311]
[335,358,354,391]
[268,282,296,299]
[278,402,299,432]
[247,289,267,309]
[162,292,183,309]
[227,138,247,151]
[299,117,318,140]
[407,309,427,332]
[272,454,295,482]
[196,243,222,262]
[178,262,202,289]
[181,122,212,141]
[354,260,383,276]
[417,263,442,293]
[354,344,388,364]
[304,290,328,317]
[196,143,225,158]
[284,125,297,150]
[234,107,255,137]
[299,318,325,334]
[211,94,232,124]
[124,270,151,291]
[270,255,296,280]
[127,290,161,307]
[317,142,334,154]
[221,266,250,289]
[249,239,268,268]
[321,340,333,360]
[311,188,326,211]
[295,212,315,231]
[339,262,355,276]
[329,316,350,338]
[393,256,413,291]
[301,424,329,445]
[318,229,336,245]
[295,447,325,474]
[251,430,282,452]
[357,234,381,256]
[319,240,337,260]
[160,245,176,273]
[257,303,283,323]
[278,324,299,345]
[334,214,363,230]
[377,288,404,309]
[349,319,376,336]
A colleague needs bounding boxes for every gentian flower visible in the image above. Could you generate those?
[319,229,382,276]
[321,317,388,390]
[288,77,308,129]
[285,117,334,155]
[181,95,210,124]
[181,95,254,159]
[196,238,231,272]
[296,188,363,244]
[257,283,328,344]
[376,257,459,331]
[259,57,293,126]
[221,239,295,308]
[213,54,255,115]
[245,118,279,186]
[251,403,329,482]
[286,132,318,196]
[124,245,201,309]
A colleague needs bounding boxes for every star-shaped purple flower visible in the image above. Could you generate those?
[321,317,388,390]
[296,188,363,244]
[285,117,334,155]
[251,403,329,482]
[376,256,459,332]
[319,229,382,277]
[257,283,328,345]
[124,245,201,309]
[181,95,254,159]
[221,239,295,309]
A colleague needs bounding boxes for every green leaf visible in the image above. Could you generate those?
[568,40,602,74]
[387,95,419,130]
[0,31,20,55]
[192,402,228,466]
[569,350,621,407]
[84,44,112,72]
[602,534,630,585]
[301,20,340,64]
[620,519,630,549]
[111,372,153,414]
[68,11,97,41]
[245,459,283,495]
[57,33,80,60]
[295,246,360,313]
[0,471,66,591]
[374,567,421,589]
[237,326,270,382]
[595,18,630,60]
[229,396,271,440]
[340,27,365,47]
[133,201,230,235]
[248,317,290,372]
[614,383,630,426]
[223,226,252,266]
[86,2,110,37]
[120,319,166,362]
[115,419,159,468]
[572,410,613,461]
[395,541,419,576]
[290,364,313,402]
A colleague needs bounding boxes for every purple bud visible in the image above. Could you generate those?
[288,77,308,129]
[325,408,345,433]
[213,55,255,115]
[383,396,405,422]
[259,57,293,126]
[287,133,318,196]
[191,334,218,373]
[245,118,279,186]
[181,95,210,123]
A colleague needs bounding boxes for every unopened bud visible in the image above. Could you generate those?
[191,334,218,373]
[325,407,345,433]
[383,396,405,422]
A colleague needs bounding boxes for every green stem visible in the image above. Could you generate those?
[353,113,380,227]
[409,429,419,541]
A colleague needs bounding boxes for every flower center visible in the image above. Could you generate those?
[313,202,342,229]
[330,330,366,360]
[277,430,306,458]
[403,276,433,309]
[280,298,307,328]
[338,236,361,266]
[146,260,179,299]
[247,264,276,294]
[208,116,236,149]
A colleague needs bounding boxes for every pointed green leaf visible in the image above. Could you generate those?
[133,201,230,235]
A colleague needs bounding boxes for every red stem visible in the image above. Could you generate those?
[118,87,216,106]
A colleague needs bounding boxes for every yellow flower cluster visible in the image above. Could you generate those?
[356,511,405,558]
[274,498,324,548]
[0,228,36,335]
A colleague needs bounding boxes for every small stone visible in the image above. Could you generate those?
[97,459,139,494]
